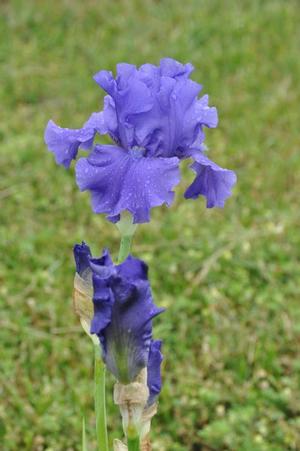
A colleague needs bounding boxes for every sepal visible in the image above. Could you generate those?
[73,272,99,345]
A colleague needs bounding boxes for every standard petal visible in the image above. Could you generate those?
[93,70,116,96]
[94,66,153,149]
[90,272,114,336]
[194,94,218,128]
[112,69,215,159]
[184,153,237,207]
[44,112,106,168]
[117,255,149,281]
[93,59,218,158]
[75,145,181,223]
[159,57,194,78]
[89,248,114,278]
[102,95,119,143]
[147,340,163,406]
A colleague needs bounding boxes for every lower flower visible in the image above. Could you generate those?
[73,242,164,407]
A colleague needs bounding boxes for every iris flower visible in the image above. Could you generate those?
[74,242,163,405]
[45,58,236,223]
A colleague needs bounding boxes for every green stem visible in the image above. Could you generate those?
[127,436,140,451]
[118,234,133,263]
[94,345,109,451]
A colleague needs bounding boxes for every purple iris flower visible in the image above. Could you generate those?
[73,242,163,403]
[45,58,236,223]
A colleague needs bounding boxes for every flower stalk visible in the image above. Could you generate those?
[94,345,109,451]
[116,212,138,263]
[118,234,133,263]
[127,437,140,451]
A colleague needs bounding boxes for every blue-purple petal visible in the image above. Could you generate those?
[147,340,163,406]
[75,144,181,223]
[90,272,114,336]
[44,112,106,168]
[94,65,154,149]
[73,242,92,276]
[159,57,194,79]
[46,58,236,219]
[117,255,149,281]
[184,153,237,207]
[88,251,164,383]
[93,59,217,158]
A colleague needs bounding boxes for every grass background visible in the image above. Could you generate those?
[1,0,300,449]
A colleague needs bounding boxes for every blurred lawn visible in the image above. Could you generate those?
[1,0,300,450]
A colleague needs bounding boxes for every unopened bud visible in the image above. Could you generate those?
[73,273,98,345]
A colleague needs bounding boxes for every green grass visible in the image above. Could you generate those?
[1,0,300,449]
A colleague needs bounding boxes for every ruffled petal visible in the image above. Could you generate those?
[46,59,222,170]
[89,248,114,277]
[180,95,218,153]
[102,95,119,144]
[93,70,116,96]
[117,255,148,281]
[194,94,218,128]
[93,59,216,157]
[94,66,154,149]
[119,73,214,158]
[90,277,115,337]
[159,57,194,79]
[94,66,153,116]
[147,340,163,406]
[75,145,181,223]
[90,252,164,383]
[184,153,237,207]
[139,64,161,91]
[44,112,106,168]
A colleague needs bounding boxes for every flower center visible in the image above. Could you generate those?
[129,146,146,159]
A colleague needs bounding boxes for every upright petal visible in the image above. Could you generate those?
[184,153,237,207]
[90,248,114,277]
[75,145,181,223]
[159,57,194,78]
[93,70,117,97]
[44,112,106,168]
[108,63,215,158]
[117,255,149,281]
[102,95,119,144]
[94,66,154,149]
[91,271,115,337]
[93,59,216,157]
